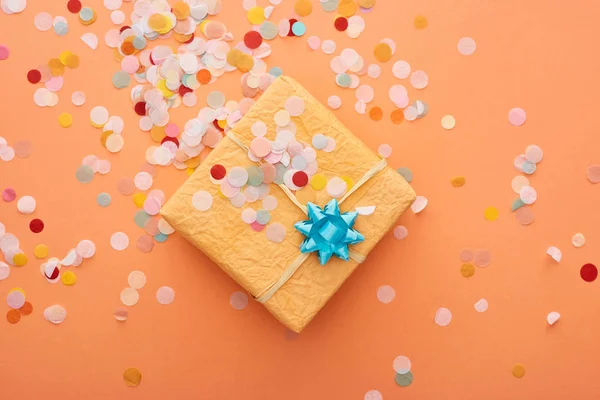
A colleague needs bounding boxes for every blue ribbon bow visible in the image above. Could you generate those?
[294,199,365,265]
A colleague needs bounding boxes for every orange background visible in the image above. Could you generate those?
[2,0,600,399]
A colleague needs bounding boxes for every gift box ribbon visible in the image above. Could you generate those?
[226,131,387,304]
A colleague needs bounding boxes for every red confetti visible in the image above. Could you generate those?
[292,171,308,187]
[213,120,224,131]
[288,19,298,36]
[161,136,179,146]
[179,85,193,96]
[67,0,82,13]
[244,31,263,49]
[27,69,41,84]
[581,263,598,282]
[134,102,147,116]
[210,164,226,180]
[29,219,44,233]
[334,17,348,31]
[46,267,59,280]
[119,26,131,33]
[184,33,195,44]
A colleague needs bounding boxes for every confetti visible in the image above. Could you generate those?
[61,270,76,286]
[376,285,395,304]
[586,165,600,184]
[512,364,526,378]
[434,307,452,326]
[393,356,411,374]
[461,263,475,278]
[546,246,562,262]
[17,195,36,214]
[230,291,249,310]
[508,108,526,126]
[44,305,66,324]
[128,271,146,289]
[515,207,534,225]
[483,206,499,221]
[580,263,597,282]
[441,115,456,130]
[114,308,128,321]
[572,233,585,248]
[547,311,560,325]
[120,287,139,306]
[364,390,383,400]
[473,249,491,267]
[450,176,465,187]
[123,367,142,387]
[457,37,476,55]
[156,286,175,305]
[110,232,129,251]
[474,298,488,313]
[411,196,427,214]
[413,15,428,29]
[395,371,413,387]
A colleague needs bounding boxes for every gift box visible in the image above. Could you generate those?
[161,76,415,332]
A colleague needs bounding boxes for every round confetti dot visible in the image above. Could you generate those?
[326,177,347,198]
[97,192,111,207]
[13,253,28,267]
[292,171,308,187]
[410,70,428,89]
[0,45,9,61]
[411,196,427,214]
[44,305,67,324]
[373,42,392,62]
[6,309,20,324]
[580,263,597,282]
[17,195,36,214]
[484,206,499,221]
[2,188,17,202]
[547,311,560,325]
[376,285,395,304]
[192,190,213,211]
[392,60,411,79]
[291,21,306,36]
[511,176,529,193]
[29,218,44,233]
[364,390,382,400]
[508,108,526,126]
[76,165,94,184]
[61,270,76,286]
[397,167,412,182]
[327,95,342,110]
[34,12,53,31]
[0,262,9,281]
[156,286,175,305]
[136,235,154,253]
[27,69,42,84]
[393,226,408,240]
[334,16,348,31]
[34,244,49,259]
[515,207,534,225]
[395,371,413,387]
[309,174,327,190]
[58,113,73,128]
[71,91,86,106]
[457,37,476,55]
[519,186,537,204]
[441,115,456,130]
[244,30,263,49]
[414,15,428,29]
[572,233,585,248]
[67,0,82,13]
[230,291,249,310]
[120,287,139,306]
[76,240,96,258]
[450,176,465,187]
[434,307,452,326]
[525,145,543,164]
[7,290,26,309]
[459,248,473,262]
[123,368,142,387]
[547,246,562,262]
[128,271,147,289]
[473,249,491,268]
[461,263,475,278]
[369,106,383,121]
[19,301,33,315]
[90,106,109,127]
[393,355,411,374]
[512,364,526,378]
[586,165,600,184]
[114,307,128,321]
[110,232,129,251]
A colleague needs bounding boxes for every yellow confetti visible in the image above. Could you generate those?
[484,207,499,221]
[294,0,313,17]
[310,174,327,190]
[34,244,49,259]
[247,6,265,25]
[58,112,73,128]
[123,368,142,387]
[342,176,354,189]
[13,253,28,267]
[61,271,77,286]
[338,0,357,17]
[133,193,147,208]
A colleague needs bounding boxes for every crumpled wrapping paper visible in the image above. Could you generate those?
[161,76,416,332]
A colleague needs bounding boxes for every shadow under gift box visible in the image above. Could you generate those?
[161,76,415,333]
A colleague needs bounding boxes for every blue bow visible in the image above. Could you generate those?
[294,199,365,265]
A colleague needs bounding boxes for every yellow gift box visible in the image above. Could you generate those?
[161,76,415,332]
